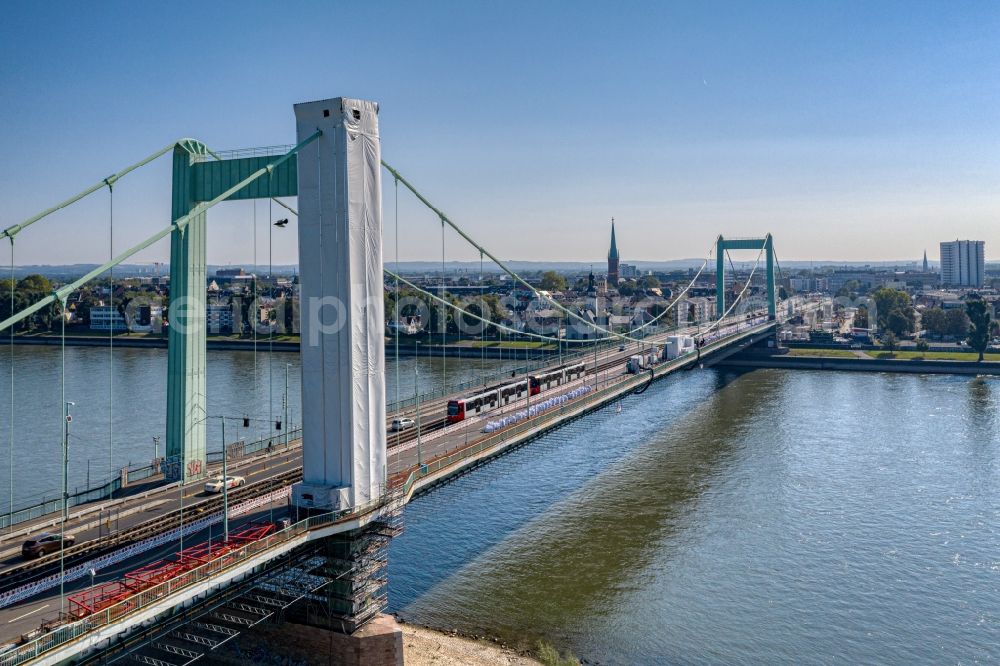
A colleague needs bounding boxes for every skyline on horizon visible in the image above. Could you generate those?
[1,1,997,267]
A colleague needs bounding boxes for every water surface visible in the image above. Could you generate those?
[389,369,1000,664]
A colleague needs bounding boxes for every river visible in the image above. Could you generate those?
[388,368,999,664]
[0,345,520,511]
[1,347,997,663]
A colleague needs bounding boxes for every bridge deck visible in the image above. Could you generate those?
[0,319,774,664]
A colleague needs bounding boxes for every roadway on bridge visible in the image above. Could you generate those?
[0,329,665,566]
[0,502,293,642]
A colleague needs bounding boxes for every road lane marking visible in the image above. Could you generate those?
[8,604,48,623]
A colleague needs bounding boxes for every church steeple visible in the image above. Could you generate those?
[607,218,620,285]
[922,249,929,272]
[608,218,619,261]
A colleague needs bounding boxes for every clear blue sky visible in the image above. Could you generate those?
[1,0,997,267]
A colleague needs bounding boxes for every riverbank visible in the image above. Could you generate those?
[8,333,300,352]
[720,348,1000,375]
[400,621,545,665]
[7,334,563,358]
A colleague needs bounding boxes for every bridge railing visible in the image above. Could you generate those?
[384,341,606,414]
[0,490,395,666]
[0,319,770,666]
[399,317,772,498]
[385,326,685,415]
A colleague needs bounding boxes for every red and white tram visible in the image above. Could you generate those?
[447,363,587,422]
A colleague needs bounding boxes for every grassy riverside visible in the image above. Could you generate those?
[784,348,861,358]
[865,350,1000,361]
[784,346,1000,362]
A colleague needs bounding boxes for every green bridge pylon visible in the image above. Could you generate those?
[715,234,776,322]
[166,142,299,482]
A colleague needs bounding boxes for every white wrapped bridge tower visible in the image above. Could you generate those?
[292,97,387,512]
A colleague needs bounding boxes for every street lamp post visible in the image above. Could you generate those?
[60,400,74,618]
[284,363,291,449]
[221,417,229,542]
[526,344,531,417]
[415,340,422,467]
[593,333,598,390]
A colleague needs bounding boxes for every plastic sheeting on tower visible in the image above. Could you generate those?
[293,97,387,510]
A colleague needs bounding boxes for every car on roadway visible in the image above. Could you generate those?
[22,532,75,559]
[204,475,245,493]
[390,417,416,432]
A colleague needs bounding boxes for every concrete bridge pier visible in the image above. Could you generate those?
[215,615,404,666]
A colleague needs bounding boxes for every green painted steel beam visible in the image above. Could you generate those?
[716,234,776,320]
[192,155,298,202]
[163,132,319,483]
[717,238,768,251]
[0,132,319,487]
[0,132,321,335]
[716,238,726,320]
[166,142,208,482]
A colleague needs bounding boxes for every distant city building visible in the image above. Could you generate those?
[939,240,984,287]
[387,315,422,336]
[789,277,825,292]
[216,267,246,278]
[131,304,163,332]
[922,250,929,273]
[827,271,878,292]
[607,218,620,285]
[89,305,127,331]
[682,297,714,323]
[619,263,638,279]
[206,304,235,333]
[89,304,161,332]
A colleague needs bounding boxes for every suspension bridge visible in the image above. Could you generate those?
[0,96,786,665]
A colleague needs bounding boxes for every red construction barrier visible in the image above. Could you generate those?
[67,522,278,619]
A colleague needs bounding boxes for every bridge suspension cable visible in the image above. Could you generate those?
[193,163,719,343]
[382,160,634,341]
[6,237,13,532]
[0,131,322,335]
[380,160,723,344]
[386,268,581,343]
[0,140,186,241]
[383,267,749,347]
[107,180,115,497]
